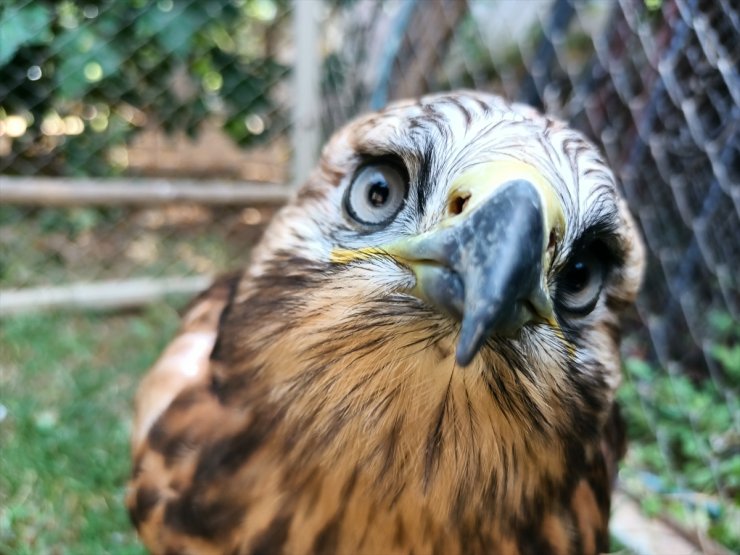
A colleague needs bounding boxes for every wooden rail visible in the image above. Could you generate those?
[0,276,212,316]
[0,176,292,206]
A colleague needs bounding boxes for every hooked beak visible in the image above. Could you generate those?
[333,160,566,367]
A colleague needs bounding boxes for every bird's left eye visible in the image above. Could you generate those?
[555,245,607,315]
[344,162,408,227]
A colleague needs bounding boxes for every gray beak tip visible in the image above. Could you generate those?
[454,348,475,368]
[455,317,487,367]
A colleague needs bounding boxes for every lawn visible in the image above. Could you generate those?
[0,305,182,554]
[0,206,263,554]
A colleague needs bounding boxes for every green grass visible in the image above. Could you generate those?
[0,305,181,554]
[0,206,260,553]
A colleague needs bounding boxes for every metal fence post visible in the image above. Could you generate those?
[292,0,322,188]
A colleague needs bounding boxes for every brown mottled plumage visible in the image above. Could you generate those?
[128,91,644,554]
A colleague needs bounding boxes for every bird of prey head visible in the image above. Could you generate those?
[129,91,645,555]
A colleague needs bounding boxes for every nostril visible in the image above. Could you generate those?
[449,193,470,216]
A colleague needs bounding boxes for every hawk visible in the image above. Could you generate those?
[128,91,645,554]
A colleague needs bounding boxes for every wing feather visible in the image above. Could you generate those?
[128,273,243,553]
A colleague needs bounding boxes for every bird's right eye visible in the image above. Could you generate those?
[554,243,608,315]
[344,162,408,227]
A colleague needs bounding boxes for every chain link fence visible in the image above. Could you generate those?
[1,0,738,551]
[1,0,299,301]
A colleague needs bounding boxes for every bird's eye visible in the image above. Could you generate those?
[344,162,408,227]
[555,245,607,315]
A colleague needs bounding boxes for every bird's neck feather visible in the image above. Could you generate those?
[217,273,606,523]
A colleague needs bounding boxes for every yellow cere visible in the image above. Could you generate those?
[449,159,566,246]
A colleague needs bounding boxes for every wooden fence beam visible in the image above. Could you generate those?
[0,177,292,206]
[0,276,212,316]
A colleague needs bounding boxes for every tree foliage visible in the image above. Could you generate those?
[0,0,289,176]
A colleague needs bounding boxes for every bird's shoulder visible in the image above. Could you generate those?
[128,272,254,553]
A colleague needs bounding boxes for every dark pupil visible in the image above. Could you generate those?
[368,180,390,207]
[567,260,591,292]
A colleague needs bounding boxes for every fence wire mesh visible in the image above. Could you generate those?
[0,0,293,179]
[1,0,738,550]
[1,0,294,291]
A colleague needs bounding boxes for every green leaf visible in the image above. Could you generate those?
[0,4,53,65]
[54,27,123,98]
[624,357,654,380]
[708,310,735,335]
[712,344,740,378]
[135,4,200,59]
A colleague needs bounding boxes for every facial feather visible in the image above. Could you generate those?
[129,90,644,555]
